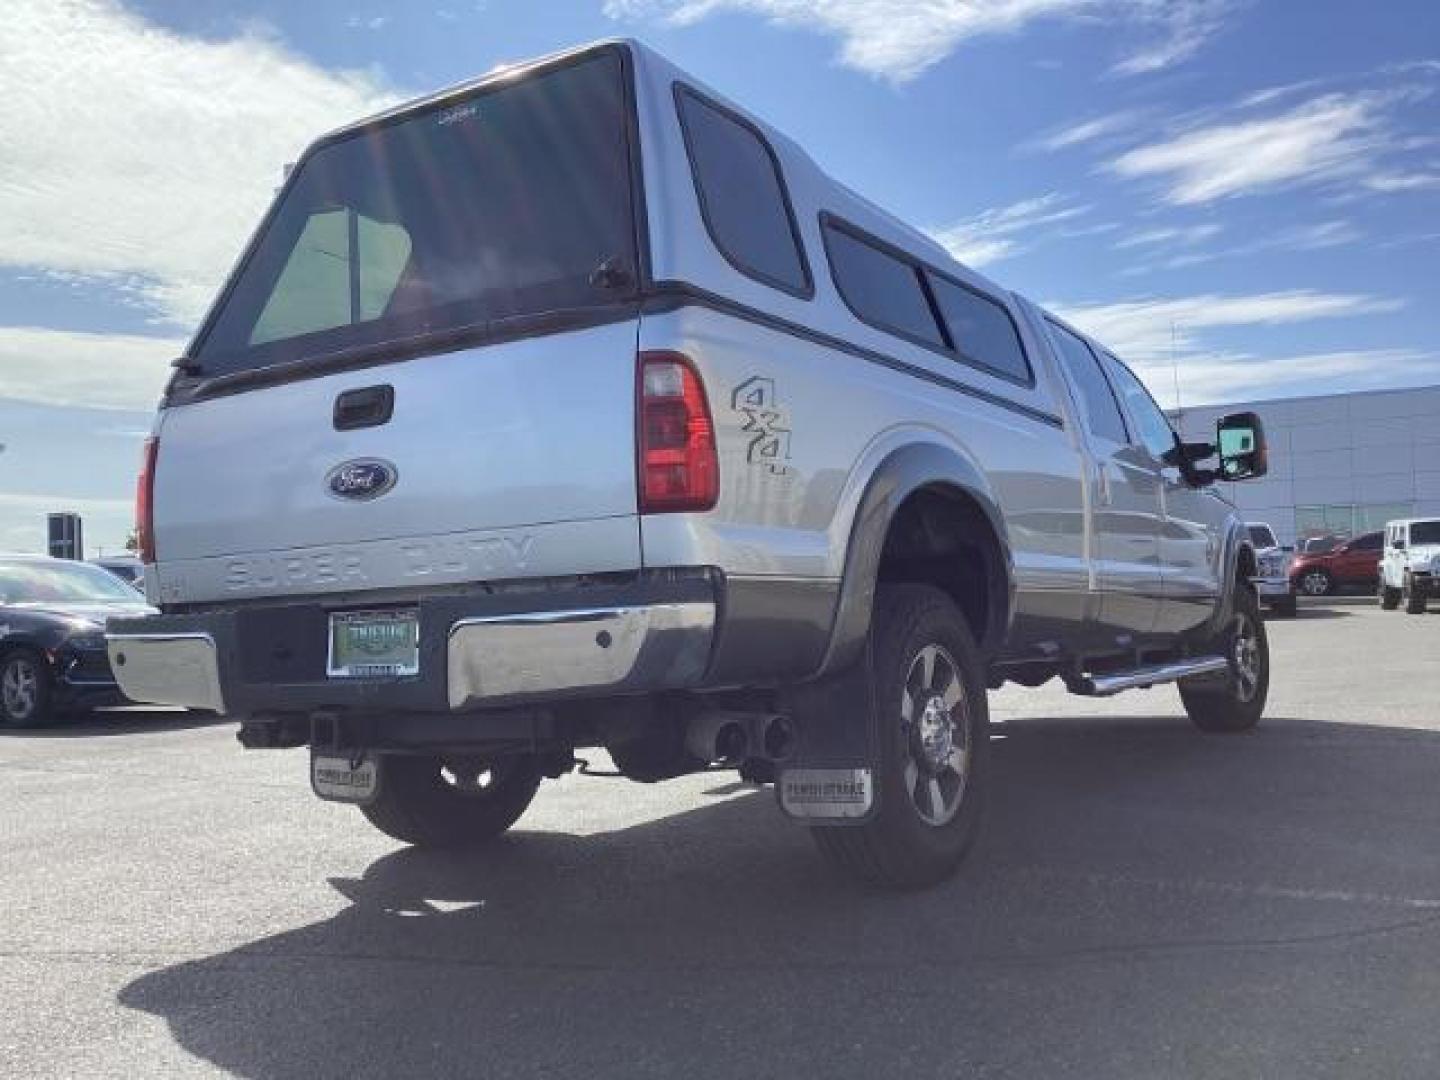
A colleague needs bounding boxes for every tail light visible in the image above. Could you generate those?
[637,351,718,513]
[136,437,157,564]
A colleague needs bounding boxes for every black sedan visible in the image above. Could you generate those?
[0,555,156,727]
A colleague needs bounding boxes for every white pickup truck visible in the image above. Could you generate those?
[107,40,1273,889]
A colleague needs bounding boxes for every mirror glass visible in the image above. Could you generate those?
[1216,412,1267,481]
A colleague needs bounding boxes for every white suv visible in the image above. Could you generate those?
[1379,518,1440,614]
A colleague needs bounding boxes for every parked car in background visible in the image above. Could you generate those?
[1247,522,1296,617]
[1288,530,1383,597]
[1378,518,1440,614]
[91,555,145,591]
[0,554,156,727]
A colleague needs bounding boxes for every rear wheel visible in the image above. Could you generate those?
[1296,568,1333,597]
[360,753,542,848]
[0,650,53,729]
[1180,586,1269,733]
[1404,575,1428,615]
[811,584,988,890]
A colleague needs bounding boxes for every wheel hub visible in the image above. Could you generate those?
[914,694,955,773]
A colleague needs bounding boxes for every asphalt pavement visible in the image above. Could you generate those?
[2,602,1438,1078]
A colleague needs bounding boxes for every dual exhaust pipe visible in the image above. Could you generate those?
[685,710,795,766]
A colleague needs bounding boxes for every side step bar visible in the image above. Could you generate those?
[1074,655,1230,697]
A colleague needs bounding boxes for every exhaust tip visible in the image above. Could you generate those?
[761,715,795,761]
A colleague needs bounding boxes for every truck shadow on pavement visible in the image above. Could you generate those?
[119,715,1440,1079]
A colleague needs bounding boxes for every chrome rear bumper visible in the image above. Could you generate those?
[106,632,225,712]
[107,600,715,715]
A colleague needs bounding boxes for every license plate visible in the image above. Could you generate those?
[327,609,419,678]
[311,752,379,803]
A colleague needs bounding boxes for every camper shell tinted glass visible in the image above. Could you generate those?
[190,49,639,377]
[675,85,811,297]
[822,217,946,348]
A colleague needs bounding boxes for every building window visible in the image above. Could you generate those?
[1295,502,1413,542]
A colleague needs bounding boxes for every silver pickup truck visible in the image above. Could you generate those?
[108,40,1272,889]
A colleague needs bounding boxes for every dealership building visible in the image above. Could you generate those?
[1171,382,1440,547]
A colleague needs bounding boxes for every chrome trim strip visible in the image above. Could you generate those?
[446,602,714,708]
[105,632,225,713]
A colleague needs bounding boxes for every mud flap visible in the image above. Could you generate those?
[310,750,381,805]
[774,643,879,826]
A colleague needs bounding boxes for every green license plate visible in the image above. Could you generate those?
[327,610,419,678]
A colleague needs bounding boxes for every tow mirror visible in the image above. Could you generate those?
[1216,411,1267,481]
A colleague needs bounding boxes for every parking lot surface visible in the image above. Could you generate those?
[2,602,1438,1079]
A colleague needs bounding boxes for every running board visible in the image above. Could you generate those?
[1074,656,1230,697]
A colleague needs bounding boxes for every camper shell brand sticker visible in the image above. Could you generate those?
[731,376,792,475]
[326,459,398,501]
[778,768,873,820]
[437,101,481,126]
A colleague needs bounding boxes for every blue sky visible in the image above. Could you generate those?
[0,0,1437,554]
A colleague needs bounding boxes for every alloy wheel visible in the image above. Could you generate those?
[2,658,40,721]
[899,643,971,827]
[1231,612,1262,703]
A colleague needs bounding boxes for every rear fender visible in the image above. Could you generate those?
[816,440,1012,679]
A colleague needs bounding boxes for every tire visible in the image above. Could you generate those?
[1296,568,1333,597]
[1379,579,1401,610]
[360,753,542,848]
[0,649,54,729]
[1180,586,1269,733]
[1404,575,1427,615]
[811,584,988,890]
[1267,595,1297,618]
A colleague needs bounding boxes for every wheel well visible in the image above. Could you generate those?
[875,485,1007,655]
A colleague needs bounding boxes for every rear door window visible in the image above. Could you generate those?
[823,220,945,348]
[677,86,810,296]
[193,50,637,376]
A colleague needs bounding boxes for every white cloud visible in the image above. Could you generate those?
[1363,170,1440,192]
[1109,93,1383,204]
[0,0,398,329]
[1033,109,1144,151]
[1160,349,1440,409]
[1115,222,1221,248]
[0,327,183,411]
[605,0,1233,82]
[1050,289,1403,367]
[928,193,1088,268]
[1109,0,1234,76]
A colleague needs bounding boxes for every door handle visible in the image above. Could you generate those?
[333,385,394,431]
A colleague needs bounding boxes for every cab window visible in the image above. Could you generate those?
[1047,322,1127,444]
[1101,352,1177,460]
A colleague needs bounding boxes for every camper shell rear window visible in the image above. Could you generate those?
[189,48,639,378]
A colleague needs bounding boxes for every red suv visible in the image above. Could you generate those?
[1289,531,1384,596]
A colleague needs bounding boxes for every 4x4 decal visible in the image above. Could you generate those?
[731,376,792,475]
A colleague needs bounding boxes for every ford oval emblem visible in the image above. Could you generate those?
[326,459,398,501]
